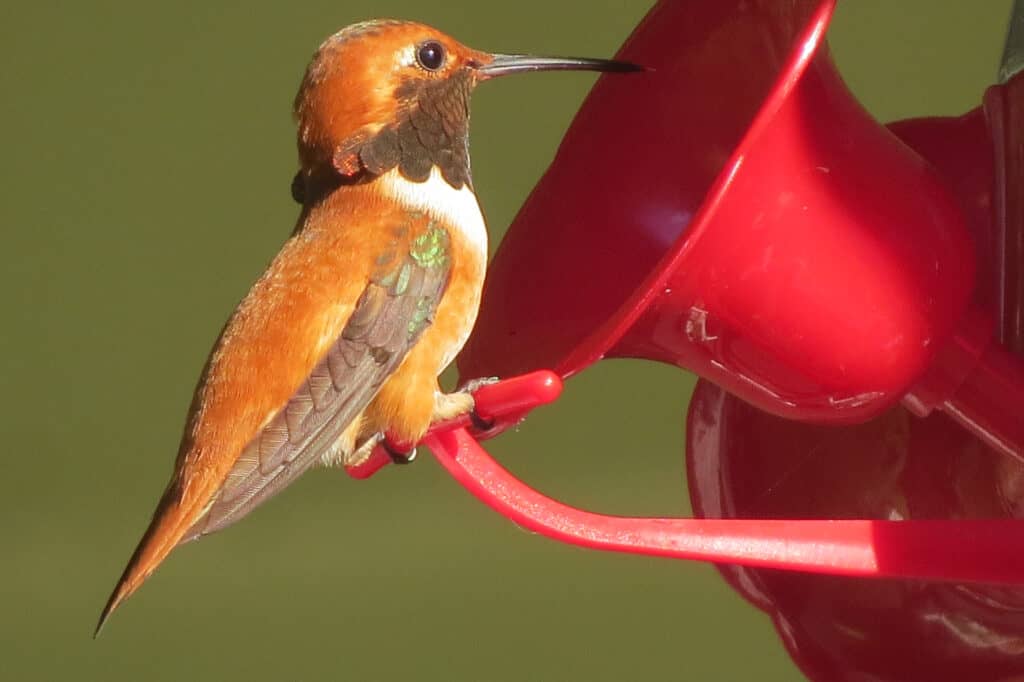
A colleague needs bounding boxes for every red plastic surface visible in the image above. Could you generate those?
[687,380,1024,681]
[345,369,1024,584]
[682,84,1024,680]
[458,0,1023,453]
[986,78,1024,353]
[426,425,1024,584]
[342,5,1024,677]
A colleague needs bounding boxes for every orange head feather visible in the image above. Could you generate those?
[293,20,491,171]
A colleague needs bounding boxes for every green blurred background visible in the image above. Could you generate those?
[1,1,1011,680]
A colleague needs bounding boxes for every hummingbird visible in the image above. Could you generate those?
[97,19,639,632]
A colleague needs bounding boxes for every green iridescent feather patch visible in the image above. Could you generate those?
[409,222,450,270]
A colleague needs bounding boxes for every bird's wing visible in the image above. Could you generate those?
[98,213,452,631]
[181,254,448,541]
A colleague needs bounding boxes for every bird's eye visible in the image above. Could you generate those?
[416,41,446,71]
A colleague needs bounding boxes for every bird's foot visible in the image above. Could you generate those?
[433,377,500,431]
[432,390,476,423]
[346,433,416,467]
[461,376,500,430]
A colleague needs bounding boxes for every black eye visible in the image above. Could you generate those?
[416,41,446,71]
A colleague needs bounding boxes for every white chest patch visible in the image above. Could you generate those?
[378,167,488,260]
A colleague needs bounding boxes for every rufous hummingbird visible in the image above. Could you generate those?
[97,19,638,633]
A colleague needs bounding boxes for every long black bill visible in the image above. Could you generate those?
[477,53,642,79]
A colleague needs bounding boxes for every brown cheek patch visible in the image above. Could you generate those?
[357,128,401,176]
[330,70,474,191]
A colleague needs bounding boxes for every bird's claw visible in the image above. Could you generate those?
[458,376,500,432]
[382,440,417,465]
[469,409,495,432]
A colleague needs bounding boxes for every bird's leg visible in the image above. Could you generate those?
[432,389,475,421]
[346,432,416,466]
[433,376,500,430]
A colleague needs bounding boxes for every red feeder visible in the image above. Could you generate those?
[681,22,1024,681]
[351,0,1024,589]
[459,0,1024,455]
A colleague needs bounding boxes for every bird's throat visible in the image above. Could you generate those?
[378,167,487,260]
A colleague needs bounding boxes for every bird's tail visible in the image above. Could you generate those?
[94,482,199,636]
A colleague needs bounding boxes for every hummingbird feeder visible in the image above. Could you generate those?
[351,0,1024,643]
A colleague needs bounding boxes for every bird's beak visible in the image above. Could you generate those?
[476,53,642,80]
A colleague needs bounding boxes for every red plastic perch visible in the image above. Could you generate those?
[347,371,1024,585]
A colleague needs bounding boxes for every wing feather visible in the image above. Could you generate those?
[180,253,448,542]
[97,206,455,632]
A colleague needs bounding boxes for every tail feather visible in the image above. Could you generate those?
[95,485,200,636]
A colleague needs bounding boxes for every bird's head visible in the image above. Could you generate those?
[293,19,639,190]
